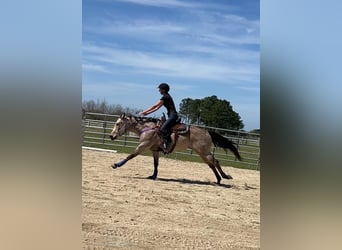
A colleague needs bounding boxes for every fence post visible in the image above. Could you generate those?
[102,114,108,144]
[102,121,107,144]
[235,131,240,161]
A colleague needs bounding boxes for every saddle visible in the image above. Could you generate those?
[158,114,188,132]
[171,118,188,133]
[157,114,189,154]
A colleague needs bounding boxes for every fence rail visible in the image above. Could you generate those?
[82,112,260,170]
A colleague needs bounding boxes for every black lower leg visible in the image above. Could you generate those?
[148,162,158,180]
[148,151,159,180]
[209,165,222,184]
[112,152,138,169]
[214,159,233,179]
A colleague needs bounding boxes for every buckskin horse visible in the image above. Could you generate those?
[109,113,242,184]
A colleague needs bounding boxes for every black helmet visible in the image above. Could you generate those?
[158,83,170,93]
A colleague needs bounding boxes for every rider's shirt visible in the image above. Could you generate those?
[160,94,177,116]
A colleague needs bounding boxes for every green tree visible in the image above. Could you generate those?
[179,95,244,130]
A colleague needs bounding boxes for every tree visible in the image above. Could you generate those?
[82,99,142,115]
[179,95,244,130]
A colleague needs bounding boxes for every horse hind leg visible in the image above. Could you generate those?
[209,164,222,184]
[201,154,222,184]
[214,159,233,180]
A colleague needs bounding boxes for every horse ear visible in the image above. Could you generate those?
[121,113,126,119]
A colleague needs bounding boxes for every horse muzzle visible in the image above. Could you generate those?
[109,135,117,140]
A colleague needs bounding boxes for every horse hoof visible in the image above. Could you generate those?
[147,175,157,180]
[112,164,118,169]
[223,174,233,180]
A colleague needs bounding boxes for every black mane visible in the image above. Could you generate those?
[133,116,160,124]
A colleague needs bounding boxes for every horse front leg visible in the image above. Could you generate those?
[147,151,159,180]
[112,142,149,169]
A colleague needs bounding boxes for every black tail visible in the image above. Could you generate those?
[208,131,242,161]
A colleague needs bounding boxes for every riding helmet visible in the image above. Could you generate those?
[158,83,170,93]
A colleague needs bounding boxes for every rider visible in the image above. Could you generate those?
[140,83,179,151]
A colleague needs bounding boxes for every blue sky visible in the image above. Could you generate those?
[82,0,260,130]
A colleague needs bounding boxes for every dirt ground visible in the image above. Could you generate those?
[82,148,260,250]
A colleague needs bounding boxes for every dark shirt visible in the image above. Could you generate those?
[160,94,177,116]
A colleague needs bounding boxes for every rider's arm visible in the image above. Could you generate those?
[142,100,164,116]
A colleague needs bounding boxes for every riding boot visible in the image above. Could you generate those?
[162,134,171,152]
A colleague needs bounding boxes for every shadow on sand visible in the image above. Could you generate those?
[130,176,232,188]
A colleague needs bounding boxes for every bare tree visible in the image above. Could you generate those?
[82,99,142,115]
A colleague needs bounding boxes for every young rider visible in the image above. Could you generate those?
[140,83,179,151]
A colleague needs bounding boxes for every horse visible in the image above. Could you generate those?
[109,113,242,184]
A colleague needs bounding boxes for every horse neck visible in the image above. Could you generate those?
[126,123,141,135]
[130,122,156,135]
[127,121,155,135]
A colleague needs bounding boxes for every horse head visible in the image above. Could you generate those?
[110,113,128,140]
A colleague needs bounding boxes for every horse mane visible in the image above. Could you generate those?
[131,115,160,124]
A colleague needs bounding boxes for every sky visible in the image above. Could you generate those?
[82,0,260,131]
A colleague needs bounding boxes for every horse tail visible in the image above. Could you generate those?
[208,131,242,161]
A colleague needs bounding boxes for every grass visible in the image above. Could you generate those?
[82,125,260,171]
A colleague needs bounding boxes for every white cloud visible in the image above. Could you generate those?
[83,44,259,82]
[83,4,260,48]
[84,14,259,46]
[109,0,201,8]
[85,21,187,35]
[82,63,110,73]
